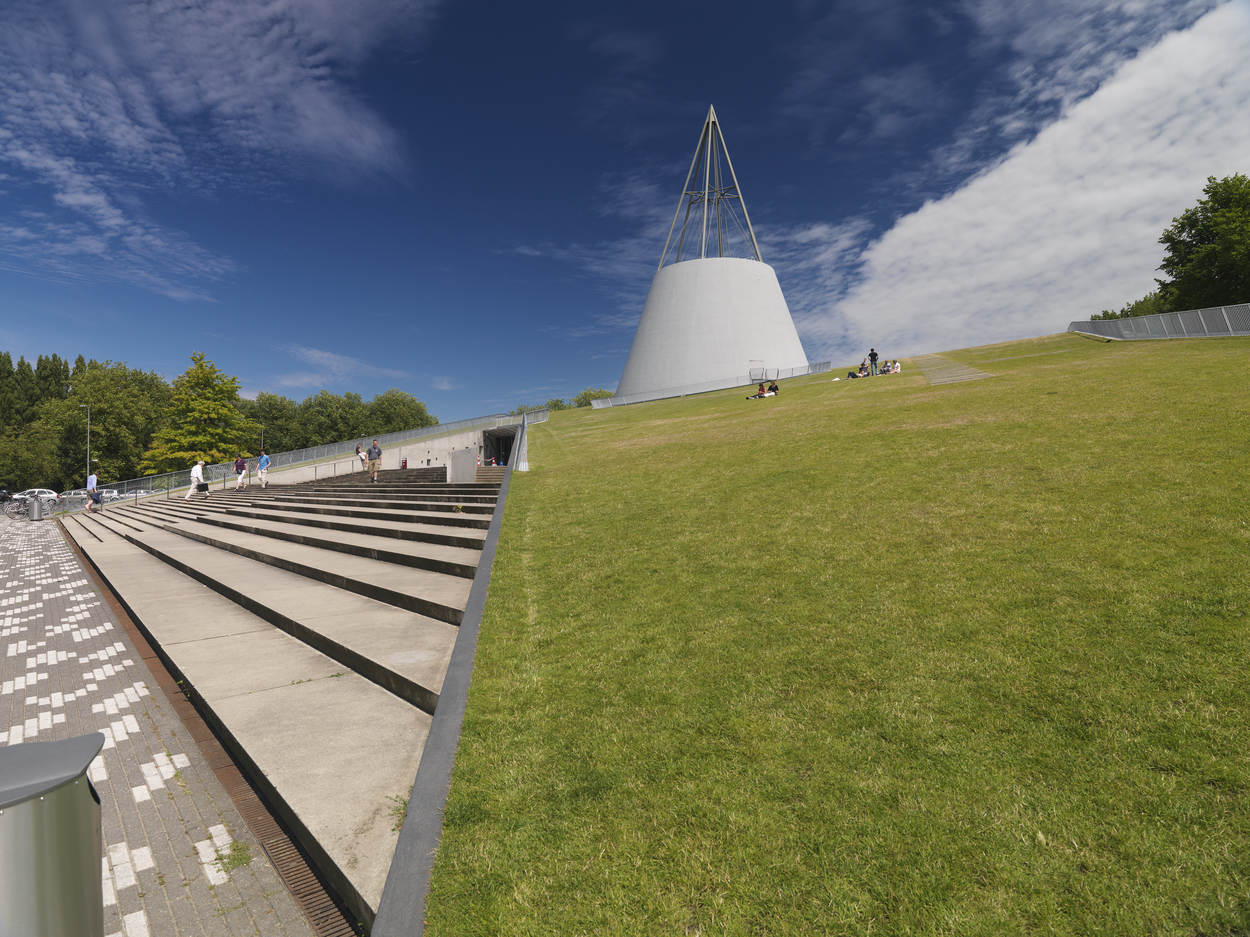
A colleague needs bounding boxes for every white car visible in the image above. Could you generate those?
[101,489,122,502]
[15,488,60,501]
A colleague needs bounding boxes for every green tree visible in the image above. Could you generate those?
[13,356,38,426]
[296,391,369,448]
[0,352,17,434]
[365,388,437,435]
[42,363,172,488]
[1092,290,1167,320]
[571,387,614,408]
[1157,173,1250,310]
[237,392,300,454]
[0,419,59,491]
[140,352,257,473]
[35,354,70,404]
[544,397,571,411]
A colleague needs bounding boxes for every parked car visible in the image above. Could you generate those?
[63,488,88,500]
[0,489,10,503]
[15,488,60,501]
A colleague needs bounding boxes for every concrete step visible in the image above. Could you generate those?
[296,487,497,494]
[309,467,447,485]
[59,513,433,923]
[118,500,481,579]
[76,511,458,702]
[217,496,492,531]
[261,488,499,504]
[140,498,488,550]
[223,492,495,514]
[97,509,470,625]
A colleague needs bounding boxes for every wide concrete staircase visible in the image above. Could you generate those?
[59,469,502,927]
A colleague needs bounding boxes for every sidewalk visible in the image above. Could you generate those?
[0,515,316,937]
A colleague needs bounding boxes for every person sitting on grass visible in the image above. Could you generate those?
[747,382,767,399]
[767,380,779,394]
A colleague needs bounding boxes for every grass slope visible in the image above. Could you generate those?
[425,334,1250,936]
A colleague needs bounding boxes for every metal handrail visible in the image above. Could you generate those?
[1068,302,1250,340]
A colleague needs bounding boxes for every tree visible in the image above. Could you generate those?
[237,392,300,454]
[140,352,257,473]
[544,397,571,411]
[35,354,70,404]
[1157,173,1250,310]
[571,387,614,408]
[365,388,437,435]
[0,352,17,434]
[12,356,38,426]
[1092,290,1167,320]
[296,390,369,449]
[43,363,172,488]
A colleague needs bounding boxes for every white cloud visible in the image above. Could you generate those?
[0,0,437,299]
[798,1,1250,360]
[274,345,409,389]
[432,376,460,391]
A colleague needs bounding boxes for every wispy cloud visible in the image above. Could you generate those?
[274,345,410,389]
[805,2,1250,360]
[781,0,1223,198]
[432,376,460,391]
[0,0,438,300]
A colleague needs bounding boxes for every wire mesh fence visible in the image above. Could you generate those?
[591,361,833,408]
[1068,303,1250,340]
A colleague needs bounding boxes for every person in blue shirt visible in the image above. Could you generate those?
[256,450,271,489]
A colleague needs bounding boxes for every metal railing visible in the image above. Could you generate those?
[591,361,833,408]
[1068,302,1250,340]
[58,408,549,508]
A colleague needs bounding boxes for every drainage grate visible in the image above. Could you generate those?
[60,522,360,937]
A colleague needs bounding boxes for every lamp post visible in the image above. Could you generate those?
[78,405,90,484]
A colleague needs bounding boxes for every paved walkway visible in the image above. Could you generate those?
[0,515,315,937]
[911,353,993,385]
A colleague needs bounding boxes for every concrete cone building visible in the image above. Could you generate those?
[615,106,809,399]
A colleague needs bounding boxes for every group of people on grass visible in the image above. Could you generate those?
[747,380,781,399]
[847,347,901,379]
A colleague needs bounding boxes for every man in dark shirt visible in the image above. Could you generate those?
[868,348,879,375]
[367,440,382,484]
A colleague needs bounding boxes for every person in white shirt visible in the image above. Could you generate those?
[86,471,101,512]
[185,460,208,500]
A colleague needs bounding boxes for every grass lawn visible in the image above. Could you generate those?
[424,333,1250,936]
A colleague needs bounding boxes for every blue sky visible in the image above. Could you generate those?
[1,0,1248,421]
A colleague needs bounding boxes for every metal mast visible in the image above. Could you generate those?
[658,105,763,269]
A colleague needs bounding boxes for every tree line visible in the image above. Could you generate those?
[1094,173,1250,319]
[0,351,436,492]
[512,387,614,414]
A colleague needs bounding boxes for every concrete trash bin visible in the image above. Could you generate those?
[0,733,106,937]
[28,496,44,521]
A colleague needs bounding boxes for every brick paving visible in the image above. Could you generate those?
[0,514,316,937]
